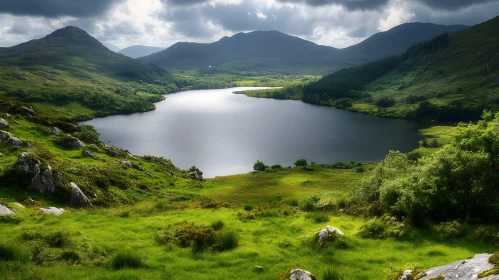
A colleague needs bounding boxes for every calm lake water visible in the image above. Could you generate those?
[82,87,422,178]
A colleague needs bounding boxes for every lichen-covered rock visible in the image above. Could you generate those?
[119,160,133,168]
[16,152,40,173]
[28,164,57,194]
[21,106,35,115]
[289,269,317,280]
[82,150,97,160]
[49,127,62,135]
[317,225,344,244]
[0,204,15,215]
[0,118,10,129]
[0,130,26,147]
[414,254,499,280]
[106,149,120,157]
[187,167,203,181]
[40,207,64,216]
[55,135,86,149]
[69,182,93,208]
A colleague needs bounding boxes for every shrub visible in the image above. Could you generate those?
[112,250,142,270]
[244,204,253,211]
[0,244,31,262]
[375,96,395,108]
[271,164,283,170]
[357,220,386,239]
[73,125,100,143]
[253,160,268,171]
[60,250,81,262]
[211,220,225,231]
[305,212,330,223]
[0,215,23,224]
[323,269,344,280]
[299,196,320,211]
[436,221,467,238]
[175,224,214,248]
[294,159,308,167]
[45,231,71,247]
[214,231,239,251]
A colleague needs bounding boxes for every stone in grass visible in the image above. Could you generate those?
[40,207,65,216]
[0,118,10,129]
[317,225,344,244]
[16,152,40,174]
[0,130,30,147]
[254,266,264,272]
[69,182,93,208]
[29,164,57,194]
[82,150,97,160]
[0,204,15,215]
[49,127,62,135]
[55,135,86,149]
[119,160,133,168]
[289,269,317,280]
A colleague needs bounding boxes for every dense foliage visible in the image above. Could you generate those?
[354,112,499,224]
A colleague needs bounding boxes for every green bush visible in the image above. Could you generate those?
[211,220,225,231]
[294,159,308,166]
[0,244,31,262]
[375,96,396,108]
[299,196,320,211]
[214,231,240,251]
[357,220,387,239]
[73,125,100,143]
[60,250,81,262]
[112,250,142,270]
[305,212,330,223]
[436,221,467,238]
[244,204,253,211]
[45,231,71,247]
[253,160,268,171]
[323,269,344,280]
[0,215,23,224]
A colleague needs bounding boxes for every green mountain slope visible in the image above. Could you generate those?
[264,16,498,121]
[139,23,467,75]
[0,26,178,120]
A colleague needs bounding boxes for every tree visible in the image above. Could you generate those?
[294,159,308,167]
[253,160,267,172]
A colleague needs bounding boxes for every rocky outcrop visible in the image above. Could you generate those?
[119,160,133,168]
[106,149,120,157]
[55,135,85,149]
[187,167,203,181]
[0,130,30,147]
[317,225,344,244]
[39,207,64,216]
[0,118,10,129]
[126,151,138,160]
[16,152,40,173]
[28,164,57,194]
[21,106,35,115]
[0,204,15,215]
[49,127,62,135]
[69,182,93,208]
[82,150,97,160]
[289,269,317,280]
[400,254,499,280]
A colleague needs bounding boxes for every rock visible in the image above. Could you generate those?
[0,130,30,147]
[0,204,15,215]
[416,254,499,280]
[21,106,35,115]
[55,135,85,149]
[28,164,57,194]
[26,113,33,119]
[317,225,344,244]
[82,150,97,160]
[187,167,203,181]
[398,270,412,280]
[16,152,40,173]
[40,207,64,216]
[49,127,62,135]
[106,149,120,157]
[69,182,93,208]
[289,269,317,280]
[125,151,138,160]
[12,202,25,209]
[0,118,10,129]
[145,171,155,178]
[5,113,10,118]
[119,160,133,168]
[0,152,3,156]
[137,165,144,171]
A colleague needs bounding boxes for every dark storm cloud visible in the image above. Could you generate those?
[0,0,122,18]
[416,0,498,10]
[276,0,389,10]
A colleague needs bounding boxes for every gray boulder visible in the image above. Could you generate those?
[49,127,62,135]
[289,269,317,280]
[39,207,64,216]
[28,164,57,194]
[0,130,30,147]
[69,182,93,208]
[0,118,10,129]
[21,106,35,115]
[119,160,133,168]
[82,150,97,160]
[0,204,15,215]
[55,135,85,149]
[16,152,40,173]
[415,254,499,280]
[125,151,138,160]
[106,149,120,157]
[317,225,344,244]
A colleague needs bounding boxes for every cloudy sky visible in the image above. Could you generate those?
[0,0,497,50]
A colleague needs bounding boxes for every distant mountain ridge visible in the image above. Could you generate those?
[119,45,164,59]
[139,23,468,75]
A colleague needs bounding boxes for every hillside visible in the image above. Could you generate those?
[248,16,498,121]
[139,23,467,75]
[0,26,178,120]
[119,45,164,59]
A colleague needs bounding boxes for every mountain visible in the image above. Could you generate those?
[103,42,120,52]
[139,30,338,74]
[292,16,499,121]
[139,23,467,75]
[0,26,178,119]
[119,45,164,58]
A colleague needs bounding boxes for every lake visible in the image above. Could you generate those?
[82,87,422,178]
